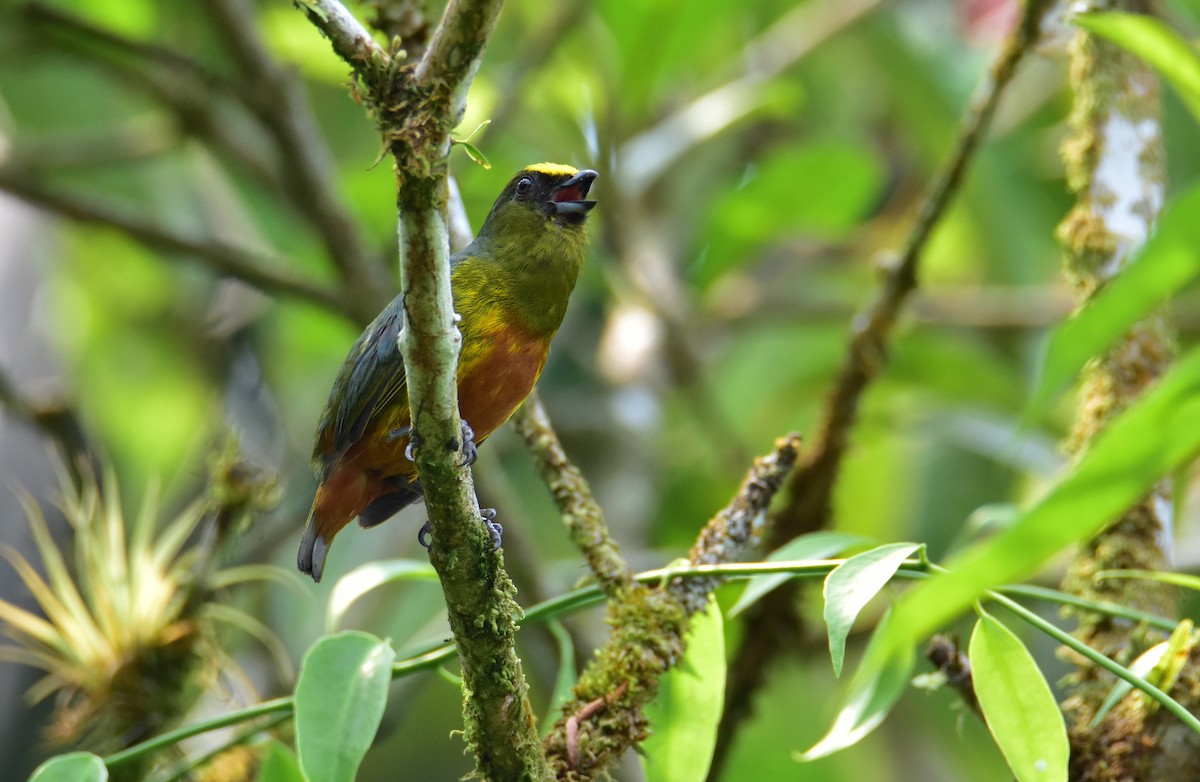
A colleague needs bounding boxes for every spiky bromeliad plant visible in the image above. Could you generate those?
[0,458,281,779]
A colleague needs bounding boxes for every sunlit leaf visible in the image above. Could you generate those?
[728,531,870,617]
[970,613,1068,782]
[824,543,922,677]
[1029,183,1200,415]
[326,560,438,632]
[294,632,395,782]
[873,345,1200,676]
[642,600,726,782]
[28,752,107,782]
[797,611,914,761]
[1076,13,1200,123]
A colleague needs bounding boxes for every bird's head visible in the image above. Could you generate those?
[476,164,599,245]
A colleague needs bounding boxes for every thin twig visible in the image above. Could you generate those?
[513,391,633,599]
[0,166,353,318]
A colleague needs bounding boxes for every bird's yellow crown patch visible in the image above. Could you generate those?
[524,162,579,178]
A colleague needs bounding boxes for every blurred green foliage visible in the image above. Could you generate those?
[3,0,1200,780]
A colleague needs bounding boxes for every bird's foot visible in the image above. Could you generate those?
[416,508,502,550]
[456,420,478,467]
[481,507,502,551]
[405,430,423,462]
[385,425,411,442]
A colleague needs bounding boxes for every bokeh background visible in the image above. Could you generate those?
[2,0,1200,779]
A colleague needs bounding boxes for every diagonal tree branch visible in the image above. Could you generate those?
[513,391,633,599]
[710,1,1056,776]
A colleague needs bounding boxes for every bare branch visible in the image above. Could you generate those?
[513,392,633,599]
[0,166,353,319]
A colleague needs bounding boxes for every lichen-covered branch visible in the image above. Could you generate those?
[1054,3,1190,779]
[513,391,633,599]
[542,436,799,780]
[298,1,552,779]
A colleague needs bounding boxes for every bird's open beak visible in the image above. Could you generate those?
[551,170,599,216]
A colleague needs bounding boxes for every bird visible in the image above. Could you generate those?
[297,163,598,582]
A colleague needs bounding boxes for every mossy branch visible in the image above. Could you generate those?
[541,435,800,780]
[513,391,633,599]
[298,1,552,779]
[1055,2,1189,777]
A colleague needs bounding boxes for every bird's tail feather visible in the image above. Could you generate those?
[297,509,330,583]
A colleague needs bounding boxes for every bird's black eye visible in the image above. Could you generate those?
[515,177,533,197]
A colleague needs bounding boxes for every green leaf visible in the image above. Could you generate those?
[258,740,306,782]
[797,610,915,761]
[456,140,491,169]
[294,632,396,782]
[28,753,107,782]
[326,560,438,631]
[698,140,884,285]
[1029,183,1200,415]
[872,345,1200,682]
[824,543,922,677]
[641,600,726,782]
[969,613,1068,782]
[728,531,870,617]
[1076,13,1200,124]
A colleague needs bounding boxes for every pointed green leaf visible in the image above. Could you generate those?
[798,610,914,760]
[326,560,438,631]
[872,345,1200,670]
[1076,13,1200,123]
[258,740,306,782]
[728,531,869,617]
[641,600,725,782]
[970,613,1068,782]
[295,632,395,782]
[824,543,921,677]
[1029,183,1200,415]
[28,753,107,782]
